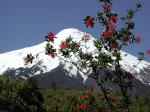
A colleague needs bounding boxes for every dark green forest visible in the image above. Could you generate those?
[0,76,150,112]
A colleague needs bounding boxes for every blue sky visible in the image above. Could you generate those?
[0,0,150,60]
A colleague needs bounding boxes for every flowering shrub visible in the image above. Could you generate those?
[23,0,150,112]
[24,53,34,65]
[74,89,99,112]
[45,0,142,111]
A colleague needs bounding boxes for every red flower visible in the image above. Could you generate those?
[108,21,116,30]
[85,91,92,97]
[49,52,57,58]
[110,43,118,49]
[78,91,92,100]
[103,3,111,11]
[110,15,117,23]
[102,29,112,39]
[24,54,34,65]
[84,16,95,28]
[78,95,86,100]
[127,72,133,79]
[135,35,141,43]
[75,104,88,110]
[146,49,150,54]
[47,32,55,39]
[110,96,119,107]
[24,57,29,65]
[60,41,69,50]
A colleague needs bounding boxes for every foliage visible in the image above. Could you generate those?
[0,76,44,112]
[1,76,150,112]
[43,0,143,111]
[22,0,150,112]
[42,87,150,112]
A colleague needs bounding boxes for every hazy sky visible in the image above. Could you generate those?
[0,0,150,60]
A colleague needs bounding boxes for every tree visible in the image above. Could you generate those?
[0,76,44,112]
[25,0,144,112]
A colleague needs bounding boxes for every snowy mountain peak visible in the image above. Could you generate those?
[0,28,92,81]
[55,28,94,43]
[0,28,150,85]
[57,28,81,35]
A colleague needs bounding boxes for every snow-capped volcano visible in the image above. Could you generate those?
[0,28,150,89]
[0,28,95,82]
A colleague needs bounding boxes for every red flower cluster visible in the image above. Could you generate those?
[75,104,88,110]
[78,91,92,100]
[103,3,111,11]
[45,32,56,42]
[135,35,141,43]
[101,15,117,39]
[60,41,69,50]
[109,96,119,108]
[24,57,30,65]
[24,54,34,65]
[49,51,57,58]
[110,43,118,50]
[108,21,116,30]
[47,32,55,39]
[78,95,86,100]
[84,16,95,28]
[127,72,133,79]
[102,28,112,39]
[45,43,57,58]
[109,15,117,23]
[85,91,92,97]
[146,49,150,54]
[99,91,120,108]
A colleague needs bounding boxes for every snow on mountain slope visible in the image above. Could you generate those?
[0,28,150,84]
[0,28,94,81]
[120,51,150,85]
